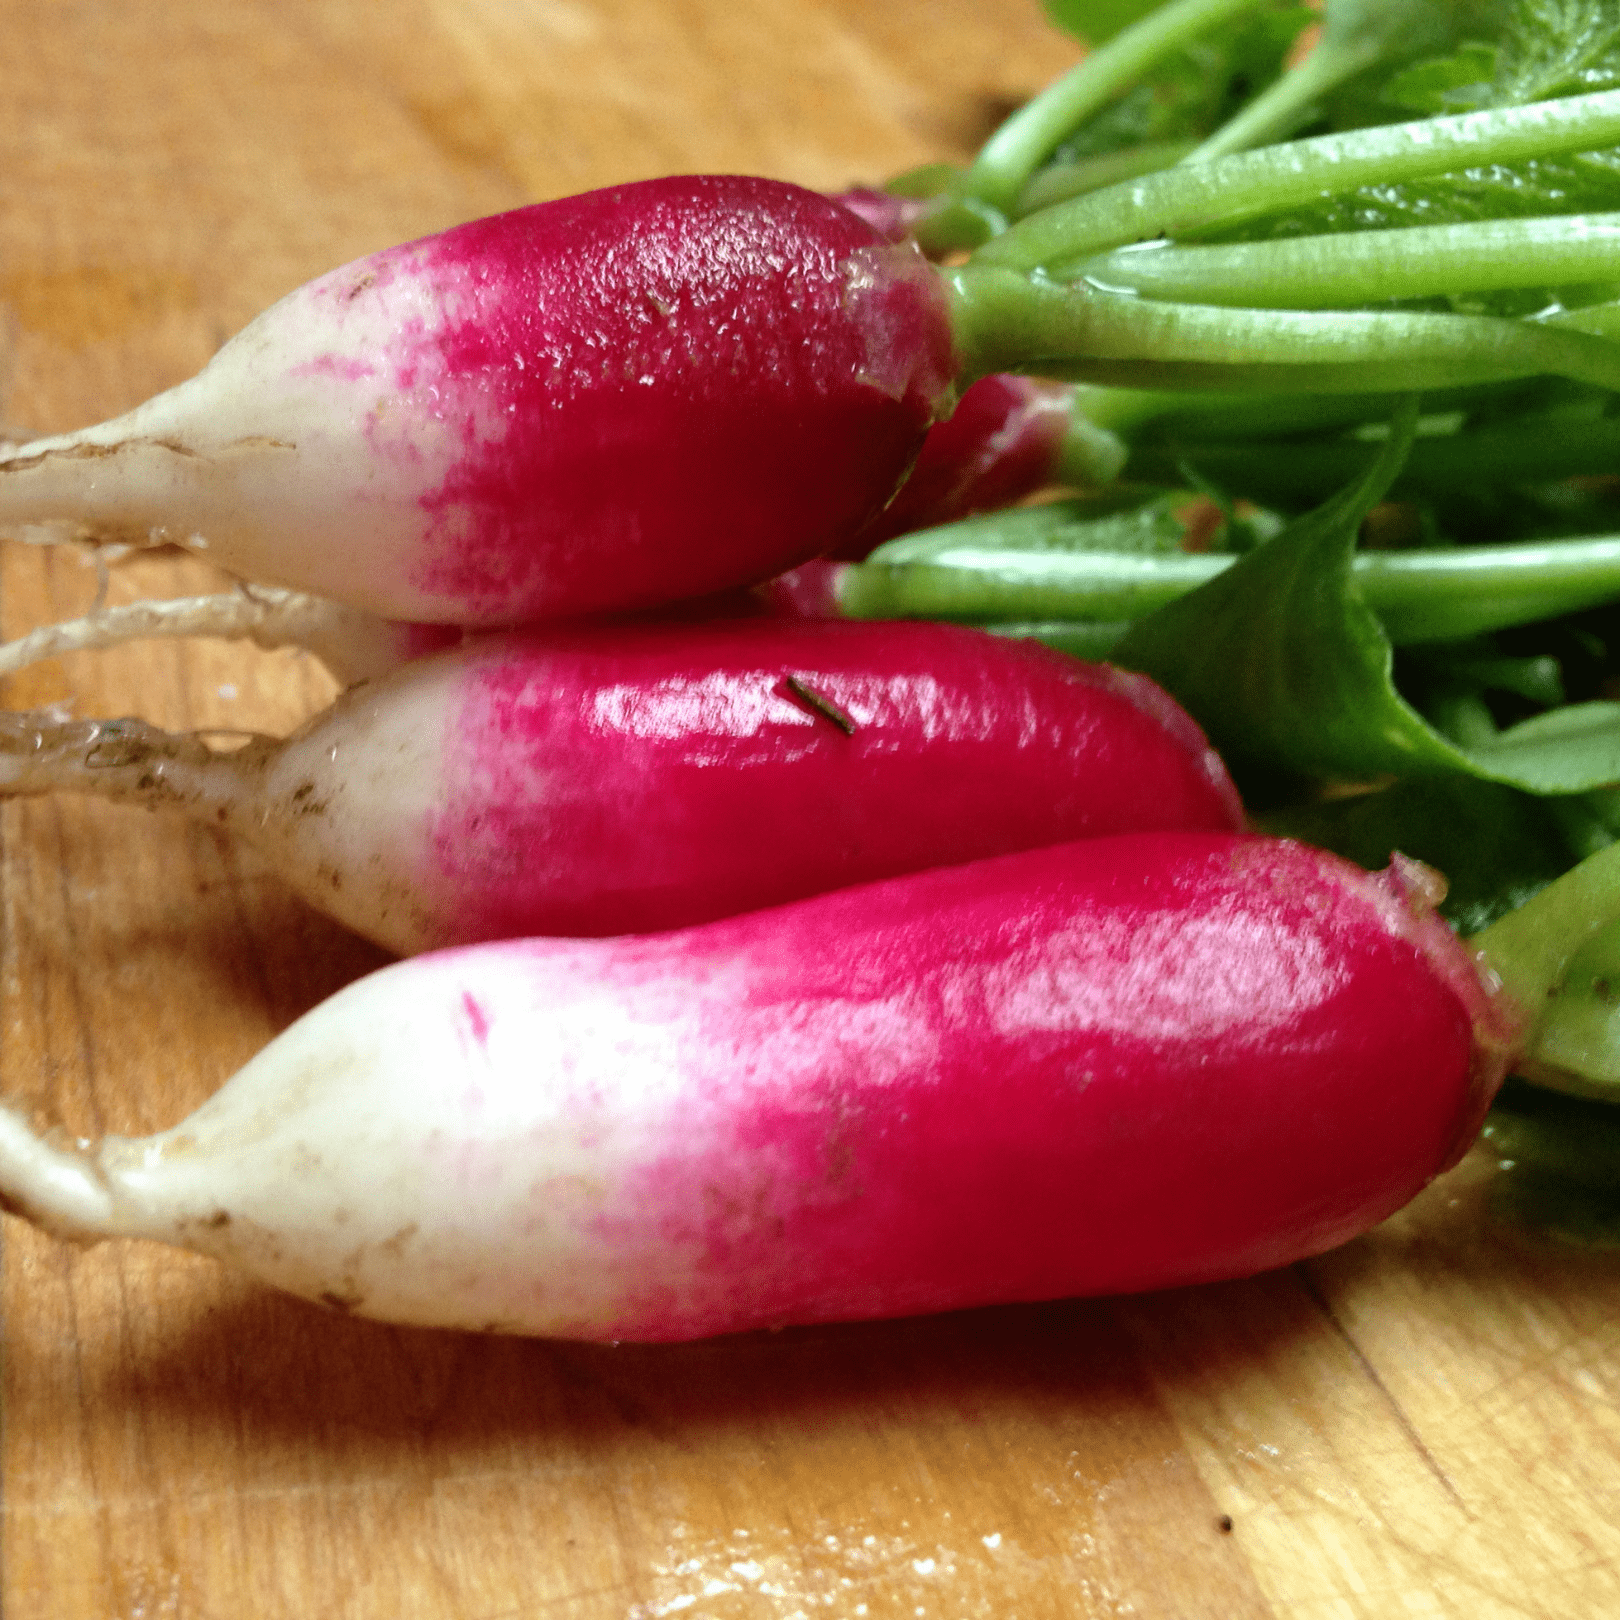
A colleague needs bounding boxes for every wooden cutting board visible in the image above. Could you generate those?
[3,2,1619,1615]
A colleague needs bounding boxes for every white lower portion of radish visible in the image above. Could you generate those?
[0,259,464,613]
[2,942,775,1334]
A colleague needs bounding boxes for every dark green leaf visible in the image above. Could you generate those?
[1483,1087,1620,1250]
[1493,0,1620,105]
[1321,0,1511,62]
[1487,1078,1620,1185]
[1257,775,1578,930]
[1111,403,1620,792]
[1487,1162,1620,1245]
[1042,0,1185,46]
[1045,7,1313,160]
[1381,42,1500,114]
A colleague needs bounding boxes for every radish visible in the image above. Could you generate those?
[0,176,958,626]
[0,619,1242,953]
[13,86,1620,629]
[840,374,1122,557]
[0,832,1519,1340]
[0,373,1116,679]
[828,186,935,245]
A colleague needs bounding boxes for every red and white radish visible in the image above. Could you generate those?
[0,177,957,626]
[0,619,1242,953]
[0,832,1519,1340]
[0,372,1116,680]
[842,373,1118,555]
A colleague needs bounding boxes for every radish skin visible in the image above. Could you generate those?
[841,374,1114,557]
[0,619,1242,952]
[0,375,1086,681]
[0,833,1518,1340]
[0,178,956,625]
[0,375,1110,680]
[830,187,936,245]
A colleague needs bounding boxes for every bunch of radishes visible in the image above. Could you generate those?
[0,12,1555,1337]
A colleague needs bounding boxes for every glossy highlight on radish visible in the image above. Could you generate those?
[0,833,1519,1340]
[0,619,1242,953]
[0,177,957,625]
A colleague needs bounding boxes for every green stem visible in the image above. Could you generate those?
[1426,687,1502,751]
[963,0,1278,214]
[841,548,1226,623]
[975,90,1620,271]
[946,266,1620,393]
[1073,377,1583,439]
[981,620,1131,659]
[1513,915,1620,1101]
[1543,300,1620,339]
[838,530,1620,644]
[1361,540,1620,637]
[1054,414,1132,487]
[1186,37,1383,162]
[1472,842,1620,1093]
[881,163,962,199]
[1124,409,1620,499]
[1014,140,1197,218]
[910,201,1007,258]
[1071,215,1620,310]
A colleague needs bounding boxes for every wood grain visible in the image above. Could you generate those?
[3,2,1620,1616]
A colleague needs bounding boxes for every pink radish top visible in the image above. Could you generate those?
[421,618,1244,943]
[830,186,938,244]
[343,176,959,619]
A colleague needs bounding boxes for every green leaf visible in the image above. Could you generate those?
[1045,7,1312,161]
[1183,0,1515,158]
[1257,775,1579,931]
[1110,400,1620,792]
[1463,701,1620,789]
[1487,1080,1620,1183]
[1200,1,1620,250]
[1320,0,1512,67]
[1380,42,1500,115]
[1043,0,1181,45]
[1492,0,1620,105]
[1196,151,1620,241]
[871,492,1205,563]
